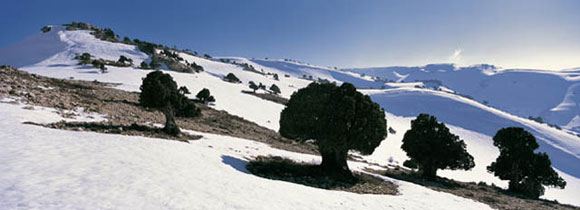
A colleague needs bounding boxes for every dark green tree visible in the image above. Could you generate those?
[487,127,566,198]
[279,83,387,179]
[91,59,107,73]
[196,88,215,104]
[140,61,149,69]
[139,71,200,135]
[223,73,241,83]
[269,84,281,95]
[118,55,132,64]
[249,81,259,92]
[76,53,92,65]
[401,114,475,179]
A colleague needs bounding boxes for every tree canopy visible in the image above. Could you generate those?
[401,114,475,178]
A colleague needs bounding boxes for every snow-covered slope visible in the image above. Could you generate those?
[0,101,493,210]
[346,64,580,133]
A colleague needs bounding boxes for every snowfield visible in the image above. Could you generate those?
[0,102,493,210]
[1,25,580,208]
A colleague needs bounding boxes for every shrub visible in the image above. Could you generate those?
[401,114,474,179]
[196,88,215,104]
[91,59,107,73]
[279,83,387,179]
[140,61,149,69]
[249,81,259,92]
[223,73,241,83]
[75,53,92,65]
[118,55,133,65]
[139,71,200,135]
[269,84,281,95]
[190,62,204,72]
[388,127,396,134]
[487,127,566,198]
[41,26,51,33]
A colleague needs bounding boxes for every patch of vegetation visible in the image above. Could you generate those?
[223,73,241,83]
[241,90,288,105]
[246,156,398,195]
[41,25,51,33]
[269,84,281,95]
[26,121,202,142]
[196,88,215,104]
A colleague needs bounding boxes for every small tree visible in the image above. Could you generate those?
[249,81,259,92]
[269,84,281,95]
[223,73,241,83]
[76,53,92,65]
[140,61,149,69]
[280,83,387,179]
[139,71,200,135]
[118,55,133,65]
[190,62,204,72]
[401,114,475,179]
[487,127,566,198]
[196,88,215,104]
[92,59,107,73]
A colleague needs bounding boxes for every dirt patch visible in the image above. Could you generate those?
[241,90,288,105]
[365,167,579,210]
[0,66,317,154]
[246,155,398,195]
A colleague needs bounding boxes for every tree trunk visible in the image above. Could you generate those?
[163,103,180,136]
[320,148,353,180]
[419,163,437,179]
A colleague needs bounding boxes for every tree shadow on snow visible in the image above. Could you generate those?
[221,155,250,174]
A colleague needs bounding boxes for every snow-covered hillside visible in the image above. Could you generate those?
[1,25,580,208]
[346,64,580,133]
[361,88,580,205]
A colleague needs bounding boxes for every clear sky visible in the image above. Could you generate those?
[1,0,579,70]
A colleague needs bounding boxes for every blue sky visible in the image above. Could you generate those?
[1,0,579,70]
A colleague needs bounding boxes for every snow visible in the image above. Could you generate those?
[346,64,580,133]
[1,25,580,208]
[0,102,493,210]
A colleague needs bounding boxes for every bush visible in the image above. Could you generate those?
[223,73,241,83]
[196,88,215,104]
[401,114,475,179]
[279,83,387,179]
[269,84,281,95]
[140,61,149,69]
[118,55,133,65]
[249,81,259,92]
[75,53,92,65]
[41,25,51,33]
[91,59,107,73]
[190,62,204,72]
[139,71,200,135]
[487,127,566,198]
